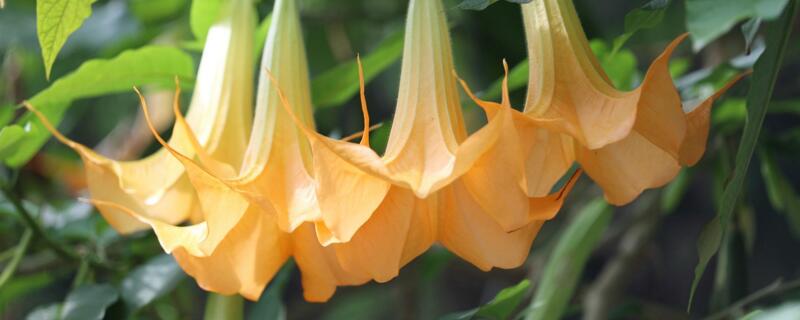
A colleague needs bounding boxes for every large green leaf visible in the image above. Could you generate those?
[311,30,404,109]
[60,284,119,320]
[36,0,97,79]
[525,199,613,320]
[120,254,186,311]
[688,0,797,310]
[2,46,195,167]
[686,0,790,50]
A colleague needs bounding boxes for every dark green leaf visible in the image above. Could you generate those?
[2,46,195,167]
[686,0,790,50]
[61,284,119,320]
[688,1,798,310]
[612,0,671,54]
[36,0,97,79]
[311,30,403,109]
[526,199,613,320]
[26,304,61,320]
[120,254,186,311]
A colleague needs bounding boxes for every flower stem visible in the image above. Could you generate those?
[204,293,244,320]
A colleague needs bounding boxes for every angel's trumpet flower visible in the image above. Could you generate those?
[518,0,743,204]
[25,0,253,233]
[282,0,579,272]
[76,0,423,301]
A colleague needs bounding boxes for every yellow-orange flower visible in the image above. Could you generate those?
[25,0,254,235]
[517,0,743,205]
[282,0,579,272]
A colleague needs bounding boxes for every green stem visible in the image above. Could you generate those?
[0,228,33,289]
[204,293,244,320]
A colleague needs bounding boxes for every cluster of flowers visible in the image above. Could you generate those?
[29,0,741,301]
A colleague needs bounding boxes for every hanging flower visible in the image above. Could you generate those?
[280,0,579,272]
[517,0,744,205]
[24,0,254,234]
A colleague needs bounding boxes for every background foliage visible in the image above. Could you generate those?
[1,0,799,319]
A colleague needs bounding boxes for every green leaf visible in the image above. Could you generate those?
[526,199,613,320]
[475,280,532,319]
[61,284,119,320]
[129,0,188,24]
[687,0,798,310]
[26,304,61,320]
[36,0,97,79]
[190,0,223,43]
[612,0,671,54]
[311,30,404,109]
[457,0,532,10]
[0,125,26,160]
[120,254,186,311]
[686,0,790,50]
[3,46,195,167]
[590,39,640,90]
[440,280,531,320]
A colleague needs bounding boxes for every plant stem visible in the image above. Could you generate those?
[0,228,32,289]
[204,293,244,320]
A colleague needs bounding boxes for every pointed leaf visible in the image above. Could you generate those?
[121,254,186,311]
[688,1,798,309]
[36,0,97,79]
[61,284,119,320]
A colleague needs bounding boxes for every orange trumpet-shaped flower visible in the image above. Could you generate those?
[280,0,579,271]
[518,0,744,205]
[24,0,254,235]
